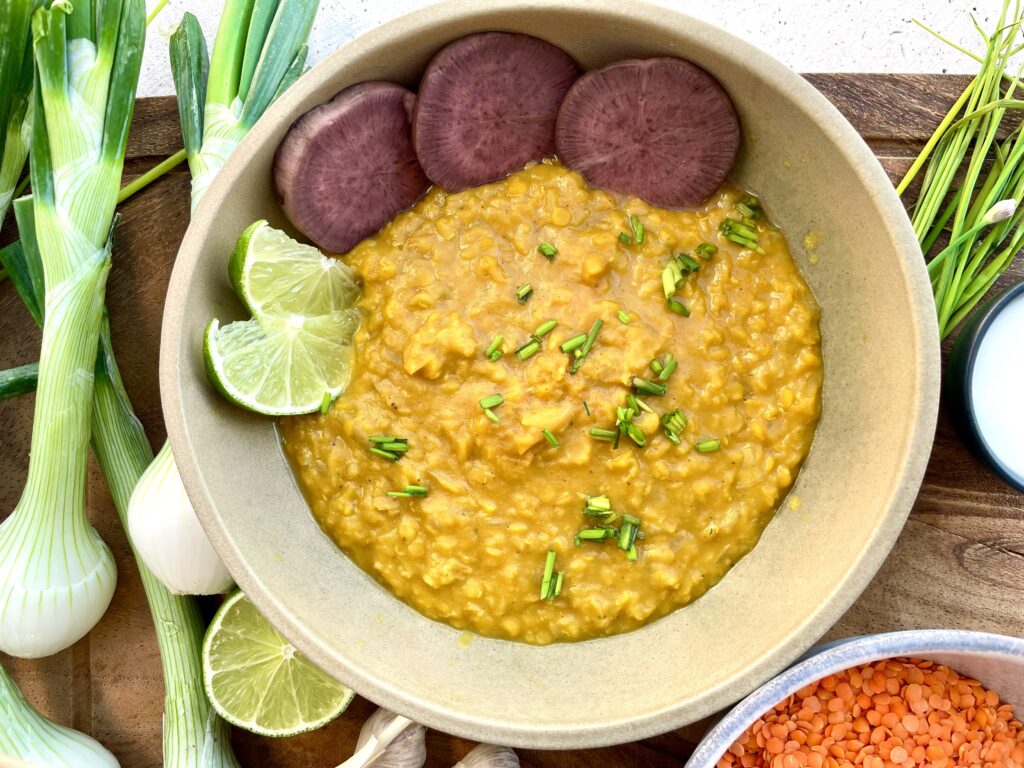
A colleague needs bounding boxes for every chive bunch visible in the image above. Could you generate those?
[369,435,408,462]
[540,550,564,601]
[719,196,766,254]
[899,1,1024,338]
[574,496,643,561]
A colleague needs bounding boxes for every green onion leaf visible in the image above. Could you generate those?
[516,338,542,360]
[589,427,617,442]
[561,333,588,352]
[485,335,504,359]
[484,408,500,423]
[696,438,721,453]
[540,550,557,599]
[630,214,645,244]
[535,319,558,337]
[632,377,667,396]
[319,391,332,414]
[658,354,677,381]
[370,447,399,462]
[542,429,559,447]
[618,232,633,245]
[695,242,718,259]
[515,283,533,303]
[617,310,631,324]
[479,393,505,410]
[538,242,558,260]
[667,298,691,317]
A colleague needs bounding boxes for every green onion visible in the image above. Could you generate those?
[662,265,678,299]
[542,429,559,447]
[479,393,504,410]
[515,283,533,303]
[379,442,408,453]
[370,447,400,462]
[0,1,33,232]
[658,354,677,381]
[319,391,332,414]
[630,214,645,244]
[719,218,766,254]
[538,242,558,260]
[560,333,588,352]
[586,495,611,512]
[621,514,641,526]
[388,484,428,498]
[535,319,558,337]
[485,335,504,361]
[632,377,667,396]
[540,550,557,599]
[570,318,604,373]
[618,232,633,245]
[695,242,718,259]
[617,309,631,324]
[583,400,591,416]
[696,438,721,453]
[484,409,500,423]
[667,298,691,317]
[897,3,1024,337]
[589,427,617,441]
[369,434,399,443]
[0,362,38,402]
[650,358,664,376]
[633,396,654,414]
[677,252,701,272]
[516,337,542,360]
[552,571,564,598]
[577,528,615,540]
[737,195,764,219]
[661,409,688,435]
[626,544,638,561]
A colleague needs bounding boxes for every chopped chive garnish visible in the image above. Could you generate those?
[552,571,564,598]
[387,491,411,498]
[535,319,558,337]
[617,521,635,550]
[634,397,654,414]
[577,528,615,540]
[661,409,687,433]
[677,252,700,272]
[618,232,633,245]
[583,400,591,416]
[696,438,721,453]
[538,242,558,260]
[485,335,504,361]
[570,319,603,373]
[625,423,646,446]
[626,543,638,561]
[379,442,408,452]
[319,392,333,414]
[516,283,533,303]
[632,377,667,396]
[659,354,677,381]
[540,550,557,599]
[621,514,641,526]
[667,298,691,317]
[662,266,678,299]
[650,358,663,375]
[371,447,400,462]
[484,408,500,423]
[479,393,504,410]
[738,195,763,219]
[388,484,429,498]
[516,338,542,360]
[561,333,588,352]
[617,310,631,324]
[589,427,617,441]
[542,429,559,447]
[586,495,611,512]
[630,214,645,244]
[369,435,400,443]
[695,242,718,259]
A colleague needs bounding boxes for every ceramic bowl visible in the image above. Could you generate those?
[160,0,940,748]
[686,629,1024,766]
[946,280,1024,493]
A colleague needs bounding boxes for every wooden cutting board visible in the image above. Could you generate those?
[1,74,1023,768]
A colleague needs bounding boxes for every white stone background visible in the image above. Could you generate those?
[139,0,1005,97]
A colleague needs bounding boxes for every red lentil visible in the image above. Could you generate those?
[718,658,1024,768]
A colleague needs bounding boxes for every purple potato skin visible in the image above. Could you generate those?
[273,81,431,254]
[413,32,580,191]
[556,58,741,208]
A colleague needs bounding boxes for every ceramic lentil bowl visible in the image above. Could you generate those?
[685,630,1024,767]
[160,0,940,748]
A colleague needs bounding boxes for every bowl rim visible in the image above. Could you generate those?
[685,629,1024,767]
[949,279,1024,493]
[160,0,940,747]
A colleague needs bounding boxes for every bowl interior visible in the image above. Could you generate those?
[160,0,939,748]
[685,630,1024,767]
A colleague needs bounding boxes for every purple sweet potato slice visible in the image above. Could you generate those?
[556,58,740,208]
[274,81,430,254]
[413,32,580,191]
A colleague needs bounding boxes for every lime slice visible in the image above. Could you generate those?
[230,220,361,317]
[204,310,358,416]
[203,590,354,737]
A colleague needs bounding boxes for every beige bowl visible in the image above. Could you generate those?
[161,0,939,748]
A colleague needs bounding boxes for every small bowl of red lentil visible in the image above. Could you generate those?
[686,630,1024,768]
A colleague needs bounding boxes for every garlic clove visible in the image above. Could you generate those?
[336,708,426,768]
[453,744,520,768]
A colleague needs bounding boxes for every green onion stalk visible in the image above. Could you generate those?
[0,660,119,767]
[0,0,145,659]
[899,1,1024,338]
[0,1,35,229]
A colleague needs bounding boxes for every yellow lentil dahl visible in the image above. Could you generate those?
[279,160,822,644]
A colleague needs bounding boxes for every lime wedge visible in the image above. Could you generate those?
[203,590,354,737]
[230,220,361,317]
[204,310,358,416]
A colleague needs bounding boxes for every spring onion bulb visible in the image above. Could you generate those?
[453,745,521,768]
[0,0,148,658]
[335,708,427,768]
[0,1,33,229]
[0,661,119,767]
[127,442,234,595]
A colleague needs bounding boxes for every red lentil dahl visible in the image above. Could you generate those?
[718,658,1024,768]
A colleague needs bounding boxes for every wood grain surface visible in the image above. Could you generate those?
[1,74,1022,767]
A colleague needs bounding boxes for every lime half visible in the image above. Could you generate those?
[230,220,361,317]
[204,310,358,416]
[203,590,354,737]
